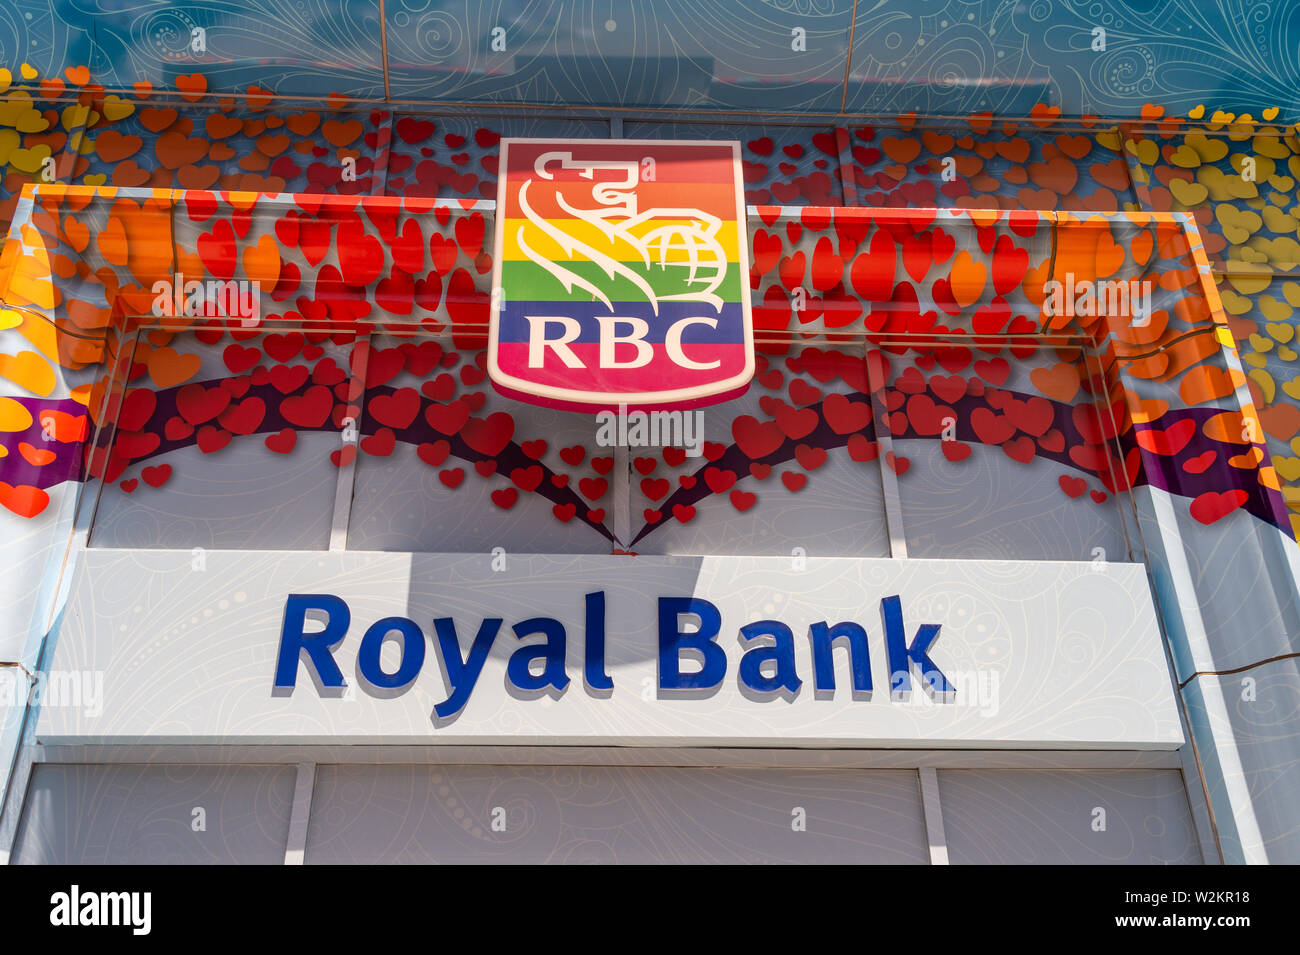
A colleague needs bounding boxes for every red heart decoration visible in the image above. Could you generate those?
[795,444,827,470]
[425,399,470,435]
[164,416,194,441]
[223,344,261,374]
[1001,436,1036,464]
[704,467,736,492]
[510,465,543,492]
[461,412,514,456]
[730,489,757,512]
[196,425,231,454]
[941,440,971,462]
[280,385,334,428]
[141,464,172,488]
[847,434,878,462]
[265,428,297,454]
[218,396,265,435]
[929,374,968,404]
[368,388,420,429]
[884,451,909,475]
[970,408,1015,445]
[1135,418,1196,457]
[1189,489,1247,525]
[579,477,607,500]
[177,383,232,425]
[266,363,309,397]
[361,428,396,457]
[417,440,450,467]
[641,478,670,501]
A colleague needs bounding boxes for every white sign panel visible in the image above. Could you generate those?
[35,550,1182,748]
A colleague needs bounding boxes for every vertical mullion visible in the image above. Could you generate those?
[371,109,395,196]
[865,345,908,558]
[283,760,317,865]
[613,441,631,551]
[328,333,370,551]
[80,325,146,549]
[918,767,950,865]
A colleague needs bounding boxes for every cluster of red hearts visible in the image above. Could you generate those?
[78,326,1275,542]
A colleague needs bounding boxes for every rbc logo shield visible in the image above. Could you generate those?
[488,139,754,411]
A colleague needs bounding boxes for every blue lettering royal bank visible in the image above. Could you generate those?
[273,592,954,718]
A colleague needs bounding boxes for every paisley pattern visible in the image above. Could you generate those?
[1,1,1299,116]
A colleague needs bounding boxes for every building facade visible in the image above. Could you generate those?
[0,1,1298,864]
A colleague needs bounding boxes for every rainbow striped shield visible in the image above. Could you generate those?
[488,139,754,411]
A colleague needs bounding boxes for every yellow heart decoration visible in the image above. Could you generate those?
[1248,332,1274,353]
[1256,136,1290,159]
[1232,247,1268,266]
[0,68,10,93]
[1258,235,1300,269]
[1284,377,1300,401]
[1216,203,1263,244]
[1185,133,1229,162]
[101,95,134,122]
[0,350,54,396]
[1276,456,1300,482]
[82,173,106,186]
[0,106,48,135]
[0,128,19,166]
[1169,178,1209,206]
[7,143,51,174]
[1248,367,1276,402]
[1279,345,1298,361]
[1170,144,1203,168]
[1264,107,1280,121]
[1217,288,1254,314]
[19,63,37,80]
[1266,319,1295,342]
[1095,129,1122,151]
[58,104,90,131]
[1189,104,1206,119]
[0,396,33,432]
[1202,166,1258,200]
[1127,138,1159,166]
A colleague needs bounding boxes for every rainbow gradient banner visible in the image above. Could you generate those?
[488,139,754,411]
